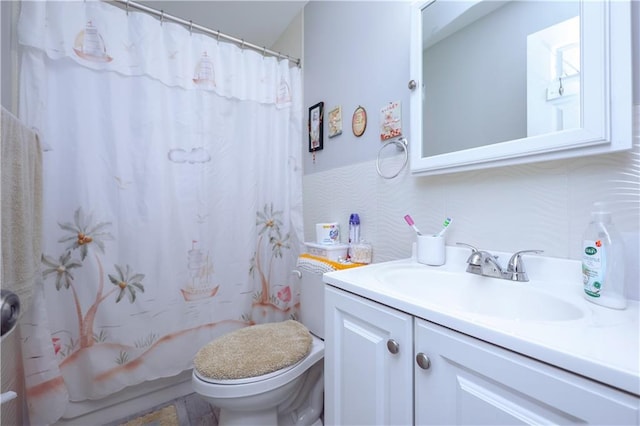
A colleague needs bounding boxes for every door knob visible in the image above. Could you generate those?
[387,339,400,354]
[1,290,20,338]
[416,352,431,370]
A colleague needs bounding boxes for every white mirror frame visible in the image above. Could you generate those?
[409,0,632,176]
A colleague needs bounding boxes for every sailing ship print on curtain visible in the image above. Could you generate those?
[17,0,303,423]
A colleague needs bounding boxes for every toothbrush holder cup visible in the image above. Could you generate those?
[417,235,446,266]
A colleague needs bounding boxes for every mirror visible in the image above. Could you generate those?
[409,0,632,176]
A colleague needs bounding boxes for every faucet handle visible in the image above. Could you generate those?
[456,242,478,252]
[507,250,543,281]
[456,242,482,265]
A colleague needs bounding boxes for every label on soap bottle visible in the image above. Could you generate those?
[582,239,605,298]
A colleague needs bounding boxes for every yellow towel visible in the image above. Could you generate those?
[1,106,42,318]
[298,253,364,270]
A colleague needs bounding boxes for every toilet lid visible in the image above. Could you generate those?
[194,320,312,381]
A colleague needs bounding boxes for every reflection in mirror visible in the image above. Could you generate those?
[527,16,580,137]
[422,1,580,157]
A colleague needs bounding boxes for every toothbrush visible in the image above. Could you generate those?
[403,214,423,236]
[436,217,452,237]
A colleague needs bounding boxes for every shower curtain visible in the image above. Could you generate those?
[17,1,303,423]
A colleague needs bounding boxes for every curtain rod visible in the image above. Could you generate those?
[105,0,301,67]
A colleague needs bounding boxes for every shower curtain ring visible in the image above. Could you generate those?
[160,10,164,25]
[189,20,193,35]
[241,39,245,50]
[216,30,221,44]
[262,47,266,58]
[126,0,130,15]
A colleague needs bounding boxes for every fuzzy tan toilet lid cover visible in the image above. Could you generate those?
[194,320,313,380]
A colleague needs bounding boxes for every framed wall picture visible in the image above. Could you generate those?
[308,102,324,152]
[328,105,343,138]
[352,105,367,137]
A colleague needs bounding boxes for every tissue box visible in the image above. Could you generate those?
[304,242,349,261]
[315,223,340,244]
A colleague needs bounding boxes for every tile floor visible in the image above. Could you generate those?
[105,393,219,426]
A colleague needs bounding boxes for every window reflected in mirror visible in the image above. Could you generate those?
[526,16,580,137]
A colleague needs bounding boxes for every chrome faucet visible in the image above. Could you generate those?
[457,243,543,282]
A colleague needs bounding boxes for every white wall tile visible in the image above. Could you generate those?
[304,106,640,300]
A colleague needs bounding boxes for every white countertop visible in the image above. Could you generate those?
[323,247,640,396]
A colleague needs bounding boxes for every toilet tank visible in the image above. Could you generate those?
[297,257,334,340]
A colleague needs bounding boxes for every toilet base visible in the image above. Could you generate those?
[199,361,324,426]
[218,408,278,426]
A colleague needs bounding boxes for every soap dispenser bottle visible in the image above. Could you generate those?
[582,202,626,309]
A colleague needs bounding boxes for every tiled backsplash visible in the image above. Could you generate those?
[303,106,639,301]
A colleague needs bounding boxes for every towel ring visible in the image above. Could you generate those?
[376,137,408,179]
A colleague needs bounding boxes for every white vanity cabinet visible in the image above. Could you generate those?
[324,286,413,425]
[325,285,640,425]
[414,318,639,425]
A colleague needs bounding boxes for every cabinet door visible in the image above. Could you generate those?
[325,286,413,425]
[415,318,639,425]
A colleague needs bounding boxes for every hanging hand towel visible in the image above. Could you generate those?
[1,106,43,318]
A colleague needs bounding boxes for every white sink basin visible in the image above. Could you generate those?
[375,264,585,322]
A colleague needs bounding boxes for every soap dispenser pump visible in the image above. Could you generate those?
[582,202,626,309]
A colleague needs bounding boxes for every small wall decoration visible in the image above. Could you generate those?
[352,106,367,137]
[328,106,343,138]
[380,101,402,140]
[308,102,324,152]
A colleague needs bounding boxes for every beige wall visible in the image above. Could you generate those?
[271,9,303,63]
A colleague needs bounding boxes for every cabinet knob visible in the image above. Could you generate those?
[416,352,431,370]
[408,79,417,90]
[387,339,400,354]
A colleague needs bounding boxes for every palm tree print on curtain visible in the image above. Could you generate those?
[250,203,296,322]
[41,207,146,354]
[38,204,299,400]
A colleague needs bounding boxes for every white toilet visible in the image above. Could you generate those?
[192,260,327,426]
